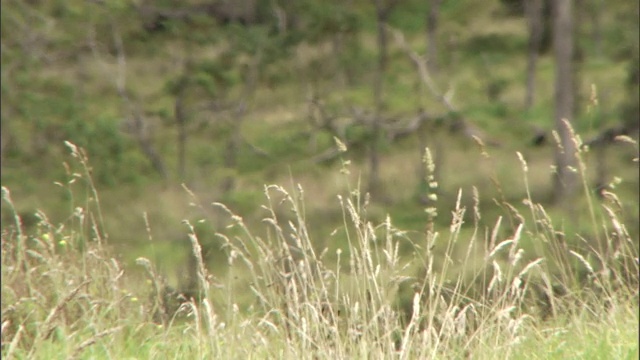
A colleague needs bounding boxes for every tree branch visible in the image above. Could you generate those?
[387,26,500,147]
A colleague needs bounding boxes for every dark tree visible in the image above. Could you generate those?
[524,0,543,109]
[426,0,441,75]
[552,0,578,202]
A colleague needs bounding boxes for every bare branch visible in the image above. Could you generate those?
[387,25,455,112]
[388,26,500,147]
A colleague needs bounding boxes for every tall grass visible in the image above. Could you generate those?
[1,132,638,359]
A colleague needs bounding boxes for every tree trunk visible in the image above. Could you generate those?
[589,0,603,58]
[573,0,586,116]
[220,126,240,194]
[121,98,169,181]
[175,89,187,181]
[525,0,543,110]
[552,0,578,202]
[331,34,346,87]
[221,60,259,194]
[426,0,441,75]
[369,0,391,198]
[129,112,168,180]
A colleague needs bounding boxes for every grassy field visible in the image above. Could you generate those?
[1,1,638,357]
[2,135,638,359]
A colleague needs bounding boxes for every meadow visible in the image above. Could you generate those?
[1,133,637,359]
[1,1,638,358]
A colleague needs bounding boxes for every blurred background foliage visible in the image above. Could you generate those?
[1,0,637,284]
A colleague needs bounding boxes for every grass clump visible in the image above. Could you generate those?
[2,136,638,359]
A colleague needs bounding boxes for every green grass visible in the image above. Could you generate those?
[2,136,638,359]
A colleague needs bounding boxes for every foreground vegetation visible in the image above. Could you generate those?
[2,136,637,359]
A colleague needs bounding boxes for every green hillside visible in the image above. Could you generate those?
[2,0,637,273]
